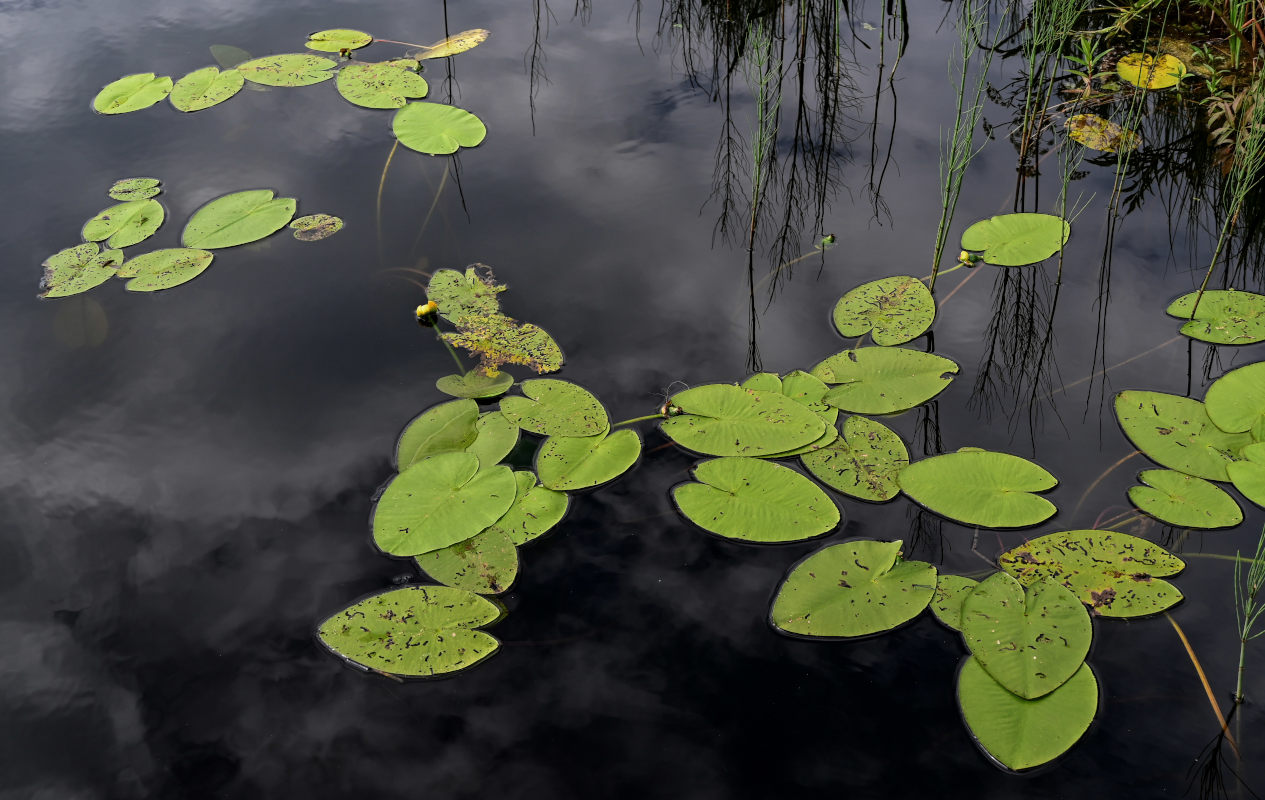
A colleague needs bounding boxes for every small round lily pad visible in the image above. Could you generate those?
[290,213,344,241]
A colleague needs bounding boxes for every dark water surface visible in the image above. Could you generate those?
[2,0,1263,797]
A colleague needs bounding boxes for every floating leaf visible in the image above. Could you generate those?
[317,585,500,677]
[741,372,783,393]
[771,540,936,636]
[958,657,1098,771]
[1117,52,1187,89]
[832,276,936,345]
[812,347,959,414]
[442,314,564,375]
[415,528,518,594]
[120,248,214,292]
[466,411,520,467]
[801,415,909,502]
[169,66,244,111]
[393,101,487,155]
[305,28,373,52]
[931,575,979,631]
[744,371,839,457]
[1114,390,1250,481]
[959,213,1070,266]
[372,452,517,556]
[426,266,504,319]
[107,177,161,201]
[237,53,337,86]
[39,244,121,299]
[536,430,641,490]
[898,450,1057,528]
[82,199,164,249]
[436,369,514,399]
[1227,442,1265,509]
[499,379,609,437]
[181,189,297,249]
[210,44,254,69]
[1206,361,1265,438]
[1129,469,1243,528]
[485,471,569,546]
[414,29,490,59]
[961,574,1091,699]
[395,399,480,469]
[1065,113,1139,152]
[93,73,173,114]
[1167,290,1265,344]
[337,60,428,108]
[999,530,1185,618]
[661,384,826,457]
[289,213,344,241]
[675,457,839,542]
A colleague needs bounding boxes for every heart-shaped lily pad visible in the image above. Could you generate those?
[436,369,514,399]
[305,28,373,52]
[181,189,297,249]
[499,379,609,437]
[395,399,480,469]
[39,244,121,298]
[1128,469,1243,528]
[832,276,935,345]
[170,66,245,111]
[1167,290,1265,344]
[485,471,569,546]
[661,384,826,457]
[1206,361,1265,438]
[931,575,979,631]
[741,371,839,457]
[415,528,518,594]
[108,177,161,201]
[535,430,641,490]
[771,539,936,637]
[237,54,337,86]
[898,450,1057,528]
[1116,52,1187,89]
[959,213,1070,266]
[812,347,959,414]
[674,457,839,543]
[82,199,164,249]
[337,60,428,108]
[93,73,173,114]
[801,415,909,502]
[120,248,214,292]
[393,102,488,155]
[1115,390,1250,481]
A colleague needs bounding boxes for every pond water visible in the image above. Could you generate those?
[3,0,1264,796]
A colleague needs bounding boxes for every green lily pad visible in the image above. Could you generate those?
[415,528,518,594]
[499,379,609,437]
[414,29,490,59]
[898,450,1057,528]
[1114,390,1250,481]
[393,102,488,155]
[801,415,909,502]
[1065,113,1140,153]
[536,430,641,490]
[771,539,937,637]
[337,60,428,108]
[740,373,782,393]
[931,575,979,631]
[442,314,564,375]
[39,244,121,299]
[999,530,1185,618]
[959,213,1070,266]
[107,177,161,201]
[1167,290,1265,344]
[1128,469,1243,528]
[427,267,504,319]
[436,369,514,399]
[812,347,959,414]
[485,471,569,546]
[82,199,164,249]
[743,371,839,457]
[466,412,520,467]
[832,276,935,345]
[961,574,1091,699]
[93,73,173,114]
[289,213,343,241]
[1117,52,1187,89]
[958,657,1098,771]
[1206,361,1265,438]
[661,384,826,457]
[674,457,839,542]
[1227,442,1265,508]
[372,453,517,556]
[169,66,244,111]
[305,28,373,52]
[395,399,480,469]
[317,585,501,677]
[181,189,297,249]
[237,53,337,86]
[120,248,215,292]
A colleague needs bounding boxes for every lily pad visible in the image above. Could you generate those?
[395,399,480,469]
[181,189,297,249]
[317,585,501,677]
[499,379,609,437]
[415,528,518,594]
[82,199,164,249]
[289,213,344,241]
[169,66,244,112]
[958,657,1098,771]
[931,575,979,631]
[741,372,783,393]
[1128,469,1243,528]
[1117,52,1187,89]
[466,411,520,468]
[745,371,840,457]
[812,347,959,414]
[427,267,504,319]
[771,539,937,637]
[39,244,121,299]
[108,177,161,201]
[674,457,839,542]
[960,213,1070,266]
[414,29,490,59]
[1227,442,1265,509]
[237,54,337,86]
[485,471,569,546]
[898,450,1057,528]
[305,28,373,52]
[1206,361,1265,438]
[393,102,488,155]
[661,384,826,457]
[536,430,641,490]
[436,369,514,399]
[999,530,1185,618]
[372,452,517,556]
[93,73,173,114]
[120,248,214,292]
[801,415,909,502]
[961,573,1091,699]
[1167,290,1265,344]
[442,314,564,374]
[337,60,428,108]
[1065,113,1139,153]
[1114,390,1250,481]
[832,276,935,345]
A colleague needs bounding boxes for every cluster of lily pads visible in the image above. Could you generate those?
[38,179,341,298]
[92,28,489,156]
[1063,51,1190,154]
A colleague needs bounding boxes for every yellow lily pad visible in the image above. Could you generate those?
[1116,52,1187,89]
[1066,113,1140,153]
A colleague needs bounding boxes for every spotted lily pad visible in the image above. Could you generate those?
[1065,113,1139,152]
[1117,52,1187,89]
[120,248,215,292]
[395,399,480,469]
[181,189,297,249]
[898,450,1057,528]
[1128,469,1242,528]
[812,347,960,414]
[415,528,518,594]
[93,73,173,114]
[337,60,428,108]
[960,213,1070,266]
[771,539,937,637]
[108,177,161,201]
[661,384,826,457]
[237,54,337,86]
[82,199,164,249]
[1167,290,1265,344]
[393,102,488,155]
[742,371,839,457]
[414,29,490,59]
[931,575,979,631]
[317,585,501,677]
[169,66,245,111]
[536,430,641,490]
[39,244,121,298]
[485,471,569,546]
[436,369,515,399]
[832,276,935,345]
[289,213,344,241]
[442,314,564,375]
[674,457,839,542]
[499,379,609,437]
[305,28,373,52]
[801,415,909,502]
[1206,361,1265,438]
[427,267,504,319]
[1114,390,1250,481]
